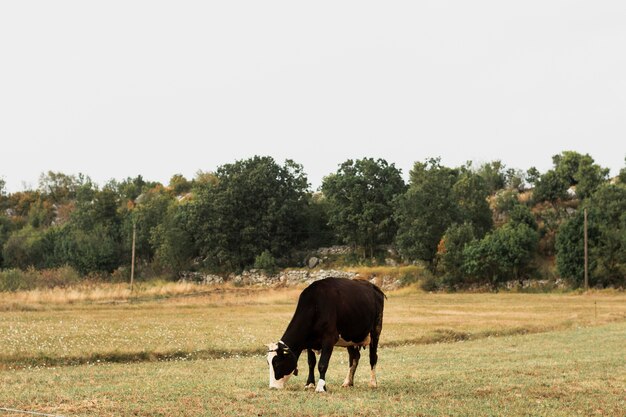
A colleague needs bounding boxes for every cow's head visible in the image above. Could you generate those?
[266,341,298,389]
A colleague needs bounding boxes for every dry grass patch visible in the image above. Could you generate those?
[1,286,625,371]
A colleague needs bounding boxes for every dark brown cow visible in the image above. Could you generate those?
[267,277,385,392]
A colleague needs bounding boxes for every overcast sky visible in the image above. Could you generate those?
[1,1,625,192]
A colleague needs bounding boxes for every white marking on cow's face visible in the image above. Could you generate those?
[267,344,292,389]
[315,379,326,393]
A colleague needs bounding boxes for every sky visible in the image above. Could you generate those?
[1,1,625,193]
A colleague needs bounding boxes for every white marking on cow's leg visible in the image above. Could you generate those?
[315,379,326,393]
[342,361,357,387]
[369,366,377,388]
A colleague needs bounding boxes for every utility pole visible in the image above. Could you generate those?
[130,221,136,292]
[584,207,589,291]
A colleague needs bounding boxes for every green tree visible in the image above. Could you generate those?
[508,204,537,230]
[476,160,506,194]
[453,168,493,237]
[188,156,310,271]
[619,157,626,184]
[394,158,459,268]
[438,222,476,288]
[505,168,526,191]
[322,158,406,258]
[532,170,568,204]
[150,200,196,272]
[168,174,192,195]
[126,185,173,262]
[301,193,337,249]
[0,177,6,200]
[0,215,11,267]
[1,225,47,269]
[552,151,609,199]
[463,223,538,287]
[556,184,626,287]
[38,172,91,204]
[526,167,541,186]
[49,224,121,274]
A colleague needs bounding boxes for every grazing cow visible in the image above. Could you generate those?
[267,277,385,392]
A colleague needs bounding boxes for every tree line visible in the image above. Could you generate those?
[0,151,625,289]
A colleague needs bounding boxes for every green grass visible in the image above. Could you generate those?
[1,322,624,416]
[1,287,625,416]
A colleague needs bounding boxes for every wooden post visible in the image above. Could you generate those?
[584,208,589,291]
[130,222,136,292]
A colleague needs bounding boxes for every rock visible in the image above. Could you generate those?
[384,258,398,267]
[308,257,320,269]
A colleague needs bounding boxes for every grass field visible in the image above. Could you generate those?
[1,284,625,416]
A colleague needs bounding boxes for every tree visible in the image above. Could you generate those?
[126,185,173,262]
[188,156,310,271]
[505,168,526,191]
[301,193,337,250]
[453,168,493,237]
[394,158,459,268]
[0,177,6,200]
[462,223,538,287]
[1,225,46,269]
[48,223,121,274]
[619,157,626,184]
[476,160,506,194]
[508,204,537,230]
[150,200,196,272]
[322,158,406,258]
[168,174,192,195]
[438,222,476,288]
[556,183,626,287]
[532,170,568,204]
[38,171,91,203]
[526,167,541,186]
[552,151,609,199]
[111,175,160,202]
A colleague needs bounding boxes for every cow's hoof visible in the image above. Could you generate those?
[341,381,353,388]
[315,379,327,393]
[304,383,315,390]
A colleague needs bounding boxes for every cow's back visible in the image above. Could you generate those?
[301,278,384,345]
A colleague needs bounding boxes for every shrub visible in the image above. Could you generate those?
[0,266,81,291]
[254,250,277,275]
[420,274,441,292]
[0,269,31,291]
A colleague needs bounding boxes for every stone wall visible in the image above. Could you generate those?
[179,268,401,291]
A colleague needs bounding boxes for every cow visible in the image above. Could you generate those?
[266,277,385,392]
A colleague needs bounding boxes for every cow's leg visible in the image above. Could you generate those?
[342,346,360,387]
[369,333,379,388]
[315,343,335,392]
[305,349,316,389]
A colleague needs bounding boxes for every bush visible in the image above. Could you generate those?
[1,226,46,269]
[0,269,31,291]
[0,266,81,291]
[420,274,441,292]
[254,250,278,275]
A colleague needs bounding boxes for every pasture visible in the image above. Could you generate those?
[1,284,625,416]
